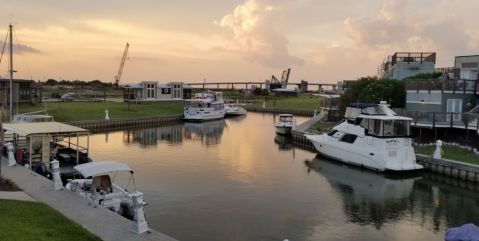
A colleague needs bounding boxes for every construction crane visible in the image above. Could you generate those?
[114,42,129,88]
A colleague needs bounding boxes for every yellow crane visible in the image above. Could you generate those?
[114,43,129,88]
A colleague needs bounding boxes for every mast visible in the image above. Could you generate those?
[9,23,13,122]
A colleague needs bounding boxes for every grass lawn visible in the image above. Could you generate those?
[415,146,479,165]
[310,122,335,132]
[14,102,184,123]
[0,199,101,241]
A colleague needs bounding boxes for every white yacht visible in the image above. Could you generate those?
[184,92,225,122]
[225,104,247,116]
[275,114,294,135]
[66,161,148,222]
[306,101,422,172]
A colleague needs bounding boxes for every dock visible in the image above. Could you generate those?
[1,157,178,241]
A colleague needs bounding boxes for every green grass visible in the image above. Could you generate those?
[0,199,101,241]
[310,121,335,131]
[14,102,184,122]
[415,146,479,165]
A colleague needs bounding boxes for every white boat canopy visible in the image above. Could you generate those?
[73,161,133,177]
[3,122,90,137]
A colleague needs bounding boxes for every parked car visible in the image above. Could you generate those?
[61,94,74,102]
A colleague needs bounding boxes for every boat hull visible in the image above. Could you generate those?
[276,126,292,135]
[306,134,423,172]
[183,109,225,122]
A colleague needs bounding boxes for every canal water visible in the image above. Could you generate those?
[80,112,479,241]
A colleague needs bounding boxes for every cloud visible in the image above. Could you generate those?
[343,0,474,51]
[0,40,42,54]
[215,0,304,68]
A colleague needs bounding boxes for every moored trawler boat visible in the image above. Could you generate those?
[184,92,225,122]
[225,104,247,116]
[306,101,422,172]
[275,114,293,135]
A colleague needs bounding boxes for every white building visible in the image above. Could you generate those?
[123,81,193,101]
[455,55,479,80]
[378,52,436,80]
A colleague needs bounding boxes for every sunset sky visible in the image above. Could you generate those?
[0,0,478,85]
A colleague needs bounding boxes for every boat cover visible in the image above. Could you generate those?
[73,161,132,177]
[445,223,479,241]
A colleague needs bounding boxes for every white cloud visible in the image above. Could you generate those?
[216,0,304,68]
[343,0,474,52]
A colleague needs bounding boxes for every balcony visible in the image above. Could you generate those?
[405,79,478,94]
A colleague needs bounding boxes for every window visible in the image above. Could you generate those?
[147,83,155,99]
[173,84,181,99]
[462,62,478,68]
[339,134,357,144]
[19,83,30,100]
[162,88,170,94]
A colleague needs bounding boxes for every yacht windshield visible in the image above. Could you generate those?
[383,120,410,136]
[360,119,411,137]
[279,116,292,122]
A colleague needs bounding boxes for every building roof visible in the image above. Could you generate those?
[123,83,143,88]
[0,78,36,83]
[3,122,90,137]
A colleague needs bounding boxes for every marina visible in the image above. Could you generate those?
[8,112,475,241]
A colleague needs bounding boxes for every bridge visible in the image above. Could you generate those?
[185,82,337,91]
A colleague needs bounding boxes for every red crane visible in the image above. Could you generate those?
[114,42,129,88]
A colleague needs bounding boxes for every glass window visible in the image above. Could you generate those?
[173,84,181,98]
[147,83,155,98]
[339,134,358,144]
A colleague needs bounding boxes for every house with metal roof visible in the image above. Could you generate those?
[0,78,43,104]
[123,81,193,101]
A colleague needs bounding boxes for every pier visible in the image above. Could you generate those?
[1,157,178,241]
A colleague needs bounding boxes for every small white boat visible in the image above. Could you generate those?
[225,104,247,116]
[184,92,225,122]
[275,114,293,135]
[66,161,148,222]
[306,101,422,172]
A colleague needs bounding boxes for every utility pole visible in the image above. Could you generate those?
[9,23,14,122]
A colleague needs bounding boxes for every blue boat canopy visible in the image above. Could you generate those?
[347,103,378,108]
[445,223,479,241]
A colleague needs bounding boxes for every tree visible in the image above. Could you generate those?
[45,79,58,86]
[338,76,406,116]
[403,72,442,80]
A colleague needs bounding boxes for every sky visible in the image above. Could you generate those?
[0,0,478,85]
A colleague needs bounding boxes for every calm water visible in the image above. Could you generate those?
[78,113,479,241]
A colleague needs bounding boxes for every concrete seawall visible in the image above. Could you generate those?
[244,107,315,117]
[67,114,184,132]
[417,154,479,182]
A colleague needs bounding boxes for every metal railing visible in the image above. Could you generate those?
[405,79,478,94]
[395,109,479,130]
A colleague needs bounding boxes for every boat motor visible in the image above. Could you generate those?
[34,162,53,180]
[118,199,134,220]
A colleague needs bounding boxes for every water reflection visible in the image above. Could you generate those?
[306,156,479,237]
[183,119,226,146]
[274,134,293,151]
[122,124,183,146]
[226,115,246,123]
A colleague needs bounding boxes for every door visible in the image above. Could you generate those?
[447,99,462,122]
